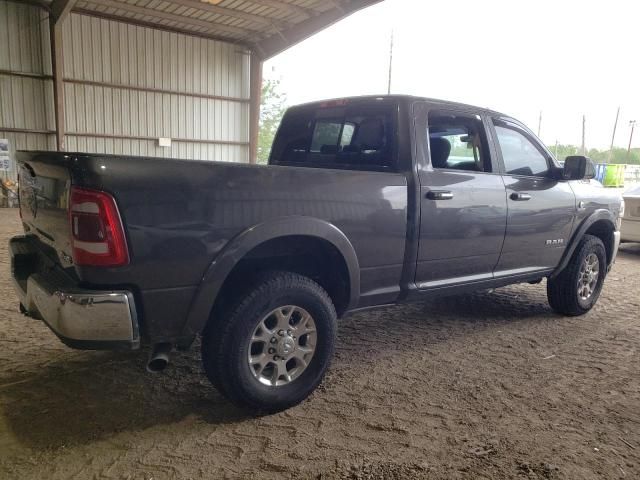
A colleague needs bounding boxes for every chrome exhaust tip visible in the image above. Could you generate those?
[146,343,171,373]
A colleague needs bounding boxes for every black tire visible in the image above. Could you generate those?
[201,271,337,412]
[547,234,607,316]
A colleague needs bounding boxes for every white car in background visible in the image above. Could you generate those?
[621,185,640,243]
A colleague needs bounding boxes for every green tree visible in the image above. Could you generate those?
[548,144,581,161]
[257,79,287,164]
[546,144,640,165]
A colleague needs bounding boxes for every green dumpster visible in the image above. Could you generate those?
[603,164,625,187]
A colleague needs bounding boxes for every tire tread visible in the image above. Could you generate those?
[201,271,336,412]
[547,234,606,316]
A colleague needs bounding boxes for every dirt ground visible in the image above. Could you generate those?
[1,208,639,480]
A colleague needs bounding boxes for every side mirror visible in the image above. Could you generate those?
[562,155,595,180]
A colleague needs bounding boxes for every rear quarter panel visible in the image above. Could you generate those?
[67,155,408,337]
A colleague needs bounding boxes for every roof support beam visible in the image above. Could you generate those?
[3,0,50,10]
[249,52,263,164]
[246,0,315,18]
[256,0,382,59]
[73,8,247,47]
[168,0,289,29]
[50,0,77,24]
[49,18,66,151]
[82,0,256,40]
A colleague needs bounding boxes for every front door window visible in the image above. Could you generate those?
[493,122,550,176]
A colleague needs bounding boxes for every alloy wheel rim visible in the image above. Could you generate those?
[247,305,317,386]
[577,253,600,301]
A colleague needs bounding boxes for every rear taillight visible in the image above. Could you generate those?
[69,186,129,266]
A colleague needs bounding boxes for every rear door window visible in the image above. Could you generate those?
[270,104,396,171]
[428,112,492,172]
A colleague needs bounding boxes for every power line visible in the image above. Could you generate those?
[627,120,637,162]
[537,111,542,137]
[607,106,620,164]
[387,29,394,95]
[581,115,586,155]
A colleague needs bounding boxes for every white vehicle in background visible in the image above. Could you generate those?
[621,185,640,243]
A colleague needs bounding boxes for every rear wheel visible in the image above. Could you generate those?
[547,234,606,316]
[201,271,337,412]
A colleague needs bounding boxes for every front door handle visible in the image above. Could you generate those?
[510,192,531,201]
[426,190,454,200]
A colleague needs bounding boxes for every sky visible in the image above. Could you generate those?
[264,0,640,150]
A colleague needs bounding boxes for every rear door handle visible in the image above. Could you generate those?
[510,192,531,201]
[426,190,454,200]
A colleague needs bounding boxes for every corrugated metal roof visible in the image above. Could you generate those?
[39,0,382,58]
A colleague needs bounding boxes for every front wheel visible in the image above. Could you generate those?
[547,234,607,316]
[201,271,337,412]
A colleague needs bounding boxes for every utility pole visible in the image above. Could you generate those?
[387,29,394,95]
[537,111,542,137]
[581,115,586,155]
[607,107,620,164]
[628,120,637,162]
[554,140,559,160]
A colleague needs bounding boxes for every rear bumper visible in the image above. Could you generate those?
[10,236,140,350]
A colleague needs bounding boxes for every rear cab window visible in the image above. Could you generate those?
[269,101,397,171]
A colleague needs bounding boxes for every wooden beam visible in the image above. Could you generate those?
[50,0,77,24]
[49,19,66,151]
[256,0,382,59]
[249,52,263,164]
[82,0,256,40]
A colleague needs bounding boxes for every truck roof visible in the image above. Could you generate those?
[287,94,507,118]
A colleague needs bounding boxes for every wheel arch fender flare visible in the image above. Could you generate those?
[181,216,360,336]
[551,209,616,278]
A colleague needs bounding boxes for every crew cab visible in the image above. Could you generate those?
[10,95,623,411]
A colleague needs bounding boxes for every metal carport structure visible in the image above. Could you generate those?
[1,0,381,165]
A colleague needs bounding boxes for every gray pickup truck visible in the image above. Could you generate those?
[10,95,623,412]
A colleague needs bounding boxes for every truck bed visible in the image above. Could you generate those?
[16,151,409,341]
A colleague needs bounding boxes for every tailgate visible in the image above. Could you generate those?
[17,152,73,266]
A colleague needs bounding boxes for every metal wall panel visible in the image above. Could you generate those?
[0,1,51,75]
[0,76,55,131]
[0,0,55,179]
[61,13,250,162]
[0,130,55,150]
